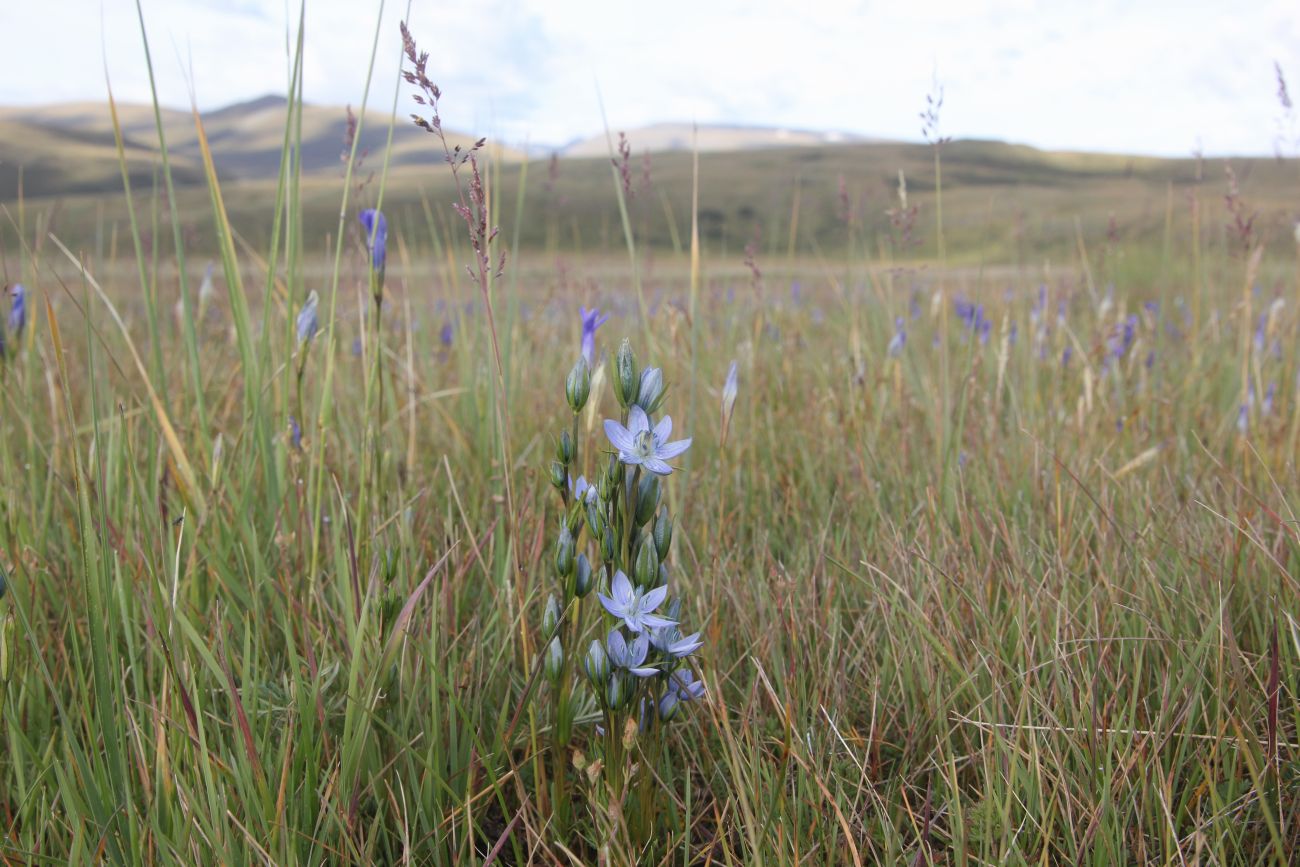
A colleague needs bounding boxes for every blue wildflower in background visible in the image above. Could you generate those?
[9,284,26,338]
[657,669,705,720]
[1108,314,1138,361]
[604,406,692,475]
[887,317,906,356]
[579,306,609,365]
[296,291,319,345]
[440,321,454,347]
[359,209,387,272]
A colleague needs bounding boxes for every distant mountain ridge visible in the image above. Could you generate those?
[0,95,903,200]
[0,95,506,199]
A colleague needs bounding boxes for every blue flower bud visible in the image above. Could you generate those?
[600,528,616,562]
[574,554,593,597]
[657,562,669,589]
[634,541,659,590]
[635,473,659,526]
[542,594,561,637]
[555,526,575,577]
[0,565,7,600]
[658,690,680,721]
[615,339,638,408]
[635,366,664,413]
[544,637,564,683]
[653,509,673,561]
[557,430,574,465]
[566,356,591,413]
[549,461,567,490]
[584,639,610,684]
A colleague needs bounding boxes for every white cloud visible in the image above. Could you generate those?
[1,0,1296,155]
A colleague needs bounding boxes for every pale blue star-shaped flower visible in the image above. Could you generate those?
[603,405,691,475]
[598,569,674,633]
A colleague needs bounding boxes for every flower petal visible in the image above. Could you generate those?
[610,570,634,603]
[627,404,650,435]
[640,585,668,612]
[606,629,628,665]
[653,414,673,442]
[655,437,692,460]
[597,593,622,619]
[629,666,660,678]
[642,457,672,475]
[603,419,636,454]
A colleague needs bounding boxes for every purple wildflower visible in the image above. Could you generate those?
[579,306,609,365]
[440,321,454,347]
[359,209,387,272]
[9,284,25,337]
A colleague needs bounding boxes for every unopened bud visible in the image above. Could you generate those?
[635,474,659,526]
[615,339,637,408]
[543,594,561,637]
[634,541,659,589]
[549,461,567,490]
[555,526,575,577]
[557,430,574,465]
[584,639,610,685]
[544,637,564,682]
[566,356,591,412]
[653,509,673,561]
[574,554,593,597]
[635,366,664,413]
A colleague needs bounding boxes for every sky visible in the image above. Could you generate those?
[2,0,1298,157]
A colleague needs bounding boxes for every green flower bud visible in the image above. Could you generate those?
[634,541,659,589]
[653,509,673,561]
[635,474,659,526]
[557,430,574,465]
[544,637,564,683]
[615,339,637,408]
[549,461,567,490]
[566,499,584,535]
[584,639,610,685]
[585,500,604,538]
[606,671,628,710]
[657,562,669,589]
[600,528,617,563]
[600,454,621,501]
[574,554,593,597]
[566,356,591,412]
[555,526,576,577]
[542,594,561,637]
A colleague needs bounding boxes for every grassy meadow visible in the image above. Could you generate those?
[5,12,1300,867]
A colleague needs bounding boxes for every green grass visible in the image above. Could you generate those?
[3,9,1300,865]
